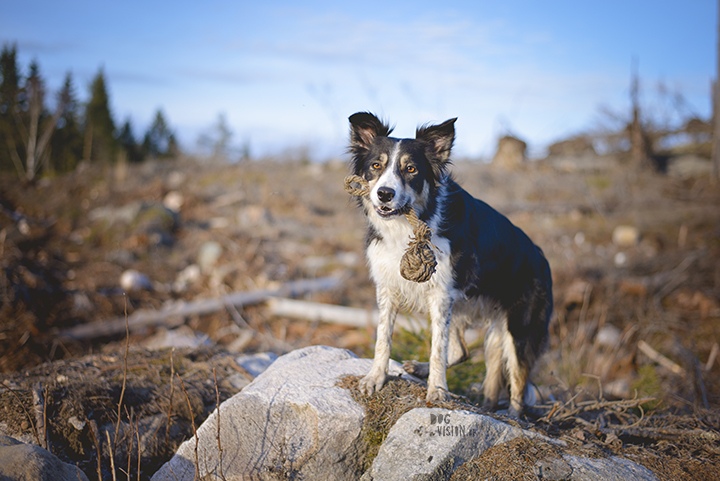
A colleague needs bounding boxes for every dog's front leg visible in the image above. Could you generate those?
[426,296,452,402]
[359,291,398,396]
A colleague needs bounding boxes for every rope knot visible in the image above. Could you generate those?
[344,175,438,283]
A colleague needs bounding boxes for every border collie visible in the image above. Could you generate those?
[348,112,553,416]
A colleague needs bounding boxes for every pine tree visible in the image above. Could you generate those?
[83,67,117,162]
[22,60,49,179]
[118,118,143,163]
[142,108,178,159]
[0,43,22,172]
[50,72,83,172]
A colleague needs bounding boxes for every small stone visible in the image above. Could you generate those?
[614,252,628,267]
[68,416,86,431]
[173,264,202,292]
[163,191,184,213]
[235,352,279,378]
[612,225,640,247]
[119,269,152,292]
[596,324,622,348]
[197,241,223,273]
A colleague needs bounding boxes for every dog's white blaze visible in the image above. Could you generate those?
[370,141,410,211]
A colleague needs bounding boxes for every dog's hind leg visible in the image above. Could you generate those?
[404,320,468,379]
[482,319,506,411]
[503,335,530,417]
[359,290,399,396]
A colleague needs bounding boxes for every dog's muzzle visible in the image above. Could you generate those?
[374,186,404,217]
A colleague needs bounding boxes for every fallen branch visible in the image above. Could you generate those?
[638,340,685,375]
[58,275,343,341]
[267,298,424,332]
[705,342,719,372]
[600,426,720,443]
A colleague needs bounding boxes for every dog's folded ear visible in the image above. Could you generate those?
[416,118,457,163]
[349,112,393,152]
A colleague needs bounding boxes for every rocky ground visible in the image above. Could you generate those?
[0,152,719,479]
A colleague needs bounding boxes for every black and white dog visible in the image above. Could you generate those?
[349,112,553,416]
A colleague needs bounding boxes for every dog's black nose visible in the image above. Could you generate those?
[377,187,395,203]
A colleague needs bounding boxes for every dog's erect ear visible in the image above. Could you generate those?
[416,118,456,163]
[349,112,393,152]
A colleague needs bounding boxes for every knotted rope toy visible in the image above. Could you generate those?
[344,175,438,283]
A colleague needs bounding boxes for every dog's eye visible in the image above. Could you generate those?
[371,162,382,170]
[406,165,416,173]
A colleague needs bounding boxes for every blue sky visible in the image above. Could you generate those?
[1,0,716,159]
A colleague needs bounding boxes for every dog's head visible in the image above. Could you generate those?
[348,112,456,220]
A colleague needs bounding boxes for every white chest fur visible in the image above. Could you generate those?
[366,213,455,313]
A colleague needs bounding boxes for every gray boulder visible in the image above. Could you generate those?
[361,408,555,481]
[363,408,657,481]
[151,345,408,481]
[0,435,90,481]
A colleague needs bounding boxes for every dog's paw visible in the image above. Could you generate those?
[508,400,524,418]
[358,371,386,396]
[426,386,448,403]
[402,360,429,378]
[507,406,523,418]
[482,397,498,411]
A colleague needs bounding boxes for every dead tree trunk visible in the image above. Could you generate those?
[629,58,653,170]
[13,74,66,182]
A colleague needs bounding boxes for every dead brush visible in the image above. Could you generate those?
[543,281,638,404]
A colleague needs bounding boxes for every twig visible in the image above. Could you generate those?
[106,430,117,481]
[165,348,175,448]
[125,407,134,481]
[582,373,603,401]
[114,295,130,453]
[31,382,47,450]
[579,283,592,326]
[540,397,655,423]
[88,420,103,481]
[42,384,48,450]
[0,382,41,446]
[638,340,684,374]
[226,302,249,328]
[177,373,200,481]
[691,348,710,410]
[136,415,141,481]
[653,252,703,302]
